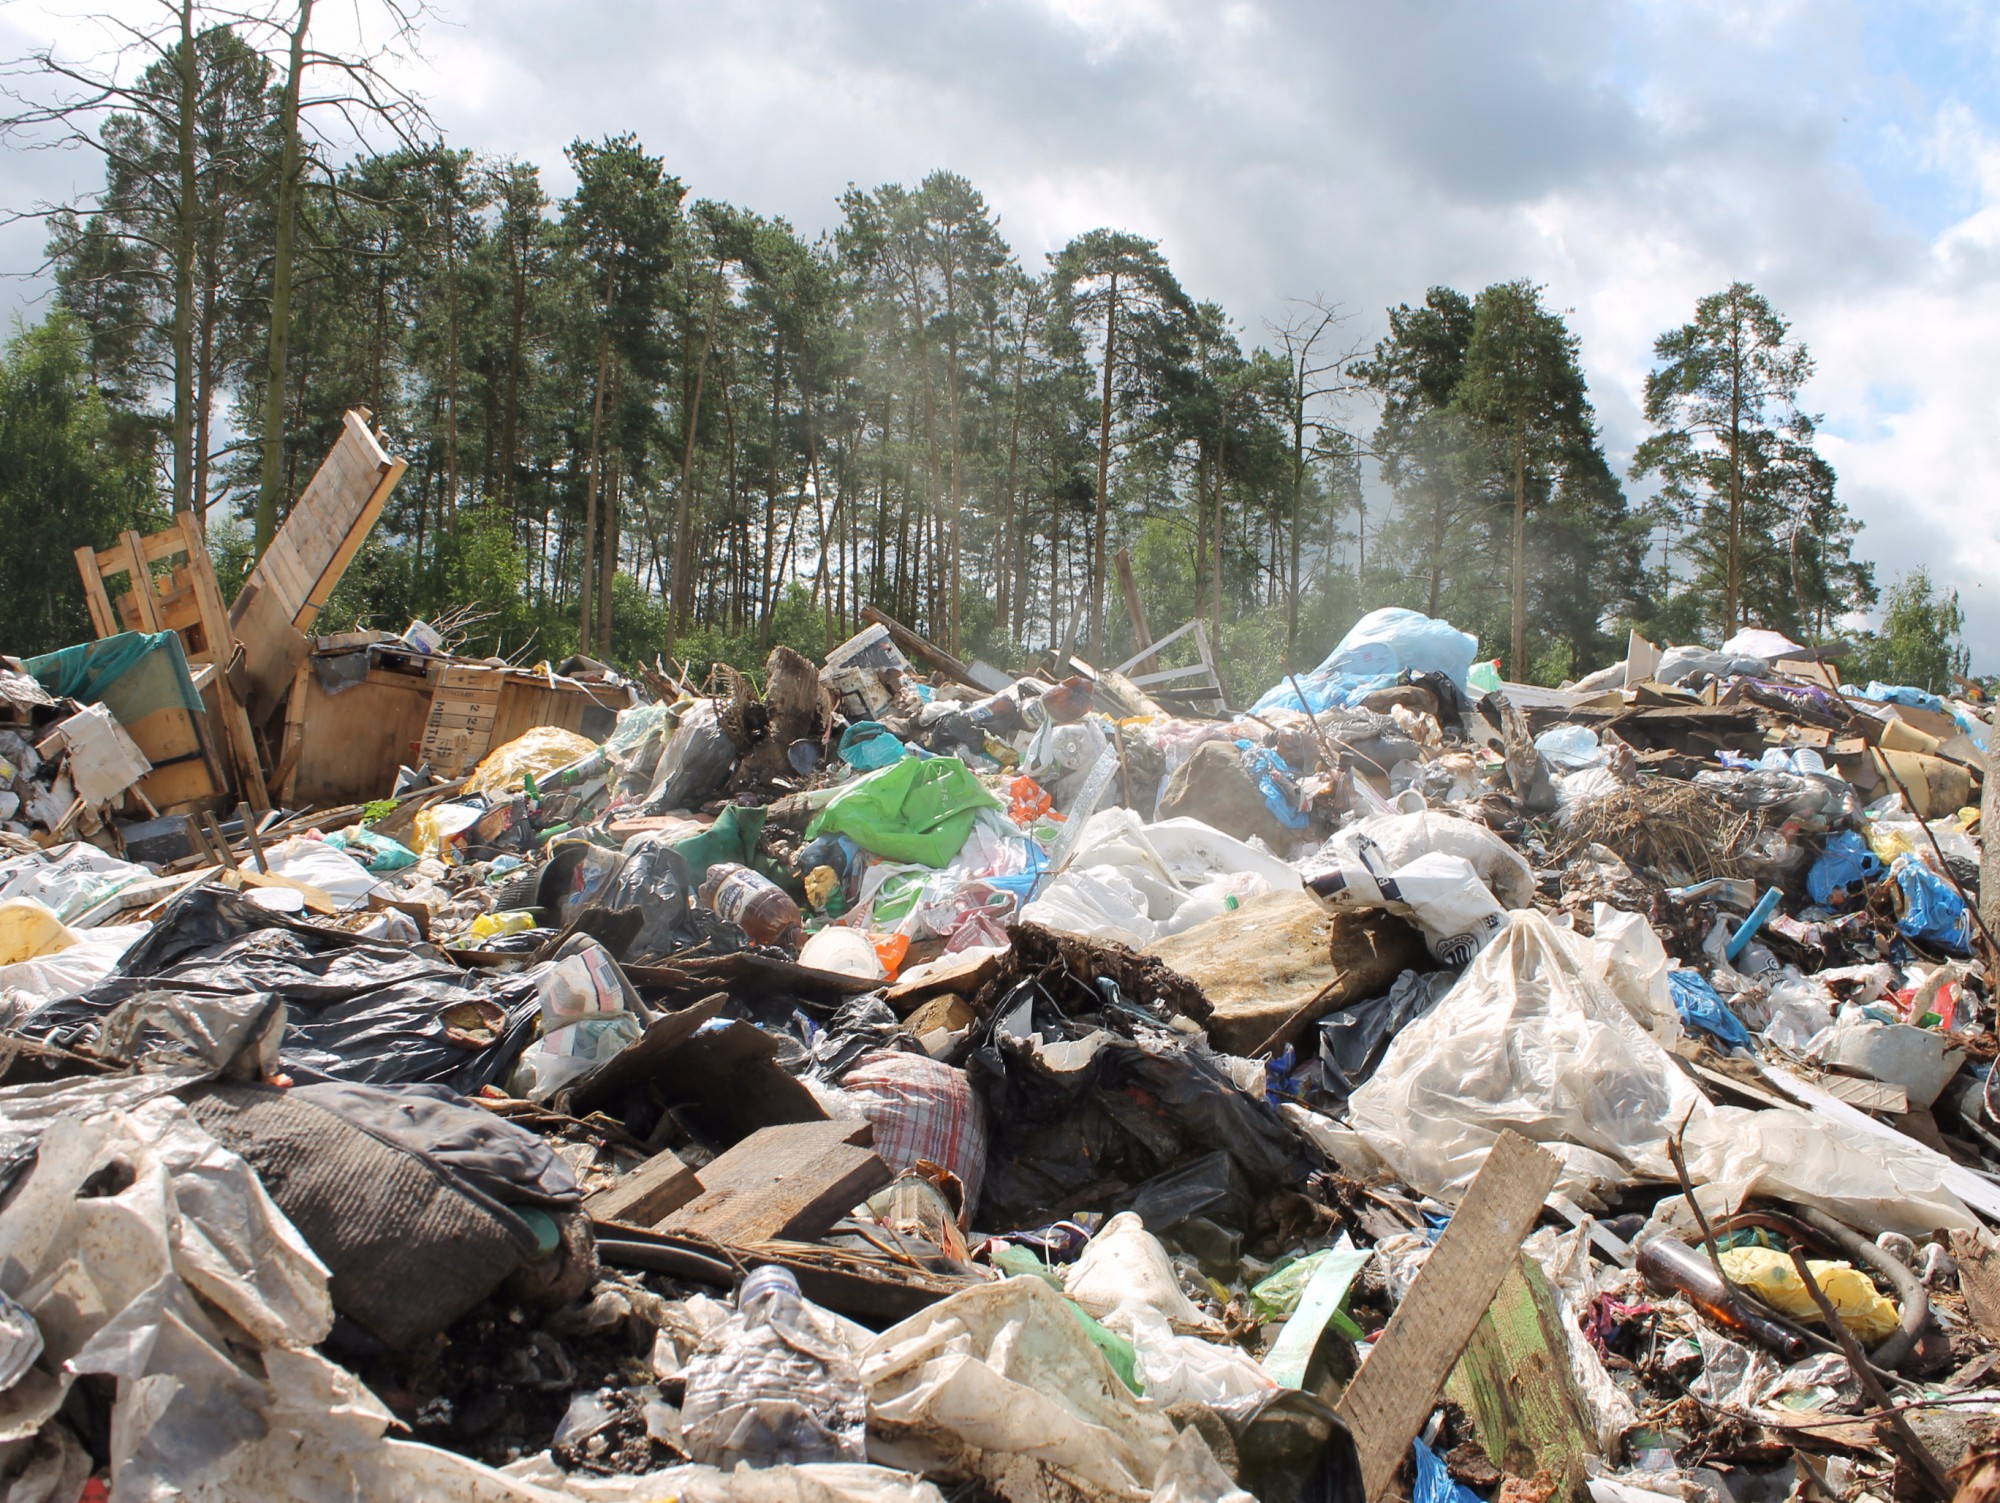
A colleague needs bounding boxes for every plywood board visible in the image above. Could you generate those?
[229,409,406,719]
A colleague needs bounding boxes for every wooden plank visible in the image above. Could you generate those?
[1337,1132,1560,1503]
[1947,1231,2000,1342]
[1113,547,1156,674]
[178,513,270,811]
[586,1149,703,1227]
[660,1121,890,1244]
[228,409,405,714]
[1444,1256,1597,1503]
[120,531,162,631]
[273,659,312,806]
[75,545,118,638]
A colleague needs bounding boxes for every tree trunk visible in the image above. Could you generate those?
[255,0,312,551]
[171,0,198,520]
[1510,434,1528,677]
[997,328,1027,639]
[1286,379,1305,666]
[942,238,965,652]
[1726,304,1744,636]
[666,270,724,654]
[577,311,613,639]
[1090,270,1119,658]
[442,174,461,520]
[597,456,618,654]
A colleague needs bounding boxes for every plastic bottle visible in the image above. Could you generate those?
[698,863,806,950]
[1635,1235,1808,1359]
[680,1266,867,1468]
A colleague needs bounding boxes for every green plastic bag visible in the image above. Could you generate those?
[669,803,774,888]
[806,755,1002,868]
[989,1249,1143,1396]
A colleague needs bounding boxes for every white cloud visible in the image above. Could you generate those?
[2,0,1997,661]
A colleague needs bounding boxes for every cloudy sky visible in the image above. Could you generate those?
[3,0,1997,663]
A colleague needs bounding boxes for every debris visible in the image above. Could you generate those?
[5,573,2000,1502]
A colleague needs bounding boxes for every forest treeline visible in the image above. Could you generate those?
[0,9,1962,694]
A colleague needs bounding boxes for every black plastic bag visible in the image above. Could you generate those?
[20,886,544,1093]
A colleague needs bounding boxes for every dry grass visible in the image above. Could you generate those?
[1550,778,1762,884]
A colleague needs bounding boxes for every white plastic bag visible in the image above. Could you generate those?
[1307,811,1534,909]
[1063,1212,1200,1323]
[1347,910,1708,1204]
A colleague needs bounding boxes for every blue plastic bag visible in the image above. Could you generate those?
[1893,856,1972,953]
[1861,682,1948,713]
[1668,969,1752,1049]
[1252,608,1478,715]
[1413,1441,1485,1503]
[838,721,910,772]
[1807,831,1886,909]
[1237,744,1312,830]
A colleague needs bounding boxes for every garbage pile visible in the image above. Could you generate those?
[2,602,2000,1503]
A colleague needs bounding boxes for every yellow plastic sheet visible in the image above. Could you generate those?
[1717,1246,1900,1345]
[464,727,596,799]
[0,899,75,964]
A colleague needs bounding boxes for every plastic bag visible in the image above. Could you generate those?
[1667,969,1751,1049]
[1254,608,1479,715]
[1808,830,1885,909]
[1063,1212,1201,1323]
[411,800,483,859]
[861,1277,1182,1501]
[806,756,1003,868]
[1534,725,1607,771]
[1348,910,1709,1204]
[466,725,597,798]
[1891,854,1972,953]
[838,722,908,772]
[1316,970,1457,1105]
[838,1050,988,1217]
[1715,1247,1899,1345]
[510,941,646,1101]
[323,826,419,873]
[0,842,151,922]
[262,835,386,910]
[1306,811,1534,909]
[1309,842,1507,966]
[0,899,75,965]
[646,701,739,813]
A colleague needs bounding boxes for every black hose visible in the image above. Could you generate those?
[594,1237,738,1286]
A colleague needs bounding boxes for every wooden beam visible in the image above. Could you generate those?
[859,604,983,689]
[74,545,118,638]
[1337,1132,1559,1503]
[1113,548,1156,674]
[1444,1256,1597,1503]
[587,1148,703,1227]
[120,531,161,631]
[659,1120,891,1245]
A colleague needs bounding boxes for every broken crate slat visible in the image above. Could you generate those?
[1336,1130,1561,1503]
[659,1120,892,1246]
[586,1148,703,1227]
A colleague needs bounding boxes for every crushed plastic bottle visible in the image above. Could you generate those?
[680,1266,867,1468]
[697,863,806,950]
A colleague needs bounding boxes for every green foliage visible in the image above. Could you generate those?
[2,28,1903,693]
[1360,282,1638,682]
[0,311,153,655]
[1631,283,1872,643]
[1848,570,1968,694]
